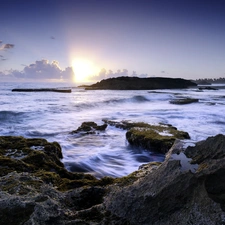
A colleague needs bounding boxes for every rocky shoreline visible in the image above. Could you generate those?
[0,121,225,224]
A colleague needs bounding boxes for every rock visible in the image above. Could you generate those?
[82,76,197,90]
[185,134,225,164]
[103,119,150,130]
[169,98,199,105]
[12,88,72,93]
[103,135,225,225]
[1,134,225,224]
[104,120,190,154]
[0,136,112,191]
[0,136,114,224]
[71,121,107,134]
[125,123,190,153]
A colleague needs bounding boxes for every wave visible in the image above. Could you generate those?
[131,95,149,102]
[25,130,60,137]
[68,95,150,112]
[102,95,149,105]
[0,111,25,121]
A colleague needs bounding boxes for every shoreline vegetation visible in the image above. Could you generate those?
[0,119,225,224]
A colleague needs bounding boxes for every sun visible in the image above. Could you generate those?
[72,58,98,83]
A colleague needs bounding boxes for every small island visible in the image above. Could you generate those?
[80,76,197,90]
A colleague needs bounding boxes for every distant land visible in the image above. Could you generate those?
[194,77,225,85]
[79,76,197,90]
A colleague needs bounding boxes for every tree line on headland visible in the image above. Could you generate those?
[194,77,225,84]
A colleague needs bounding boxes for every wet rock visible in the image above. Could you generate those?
[0,136,112,191]
[103,119,149,130]
[71,121,107,134]
[125,123,190,153]
[169,98,199,104]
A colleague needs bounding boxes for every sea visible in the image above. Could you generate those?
[1,82,225,178]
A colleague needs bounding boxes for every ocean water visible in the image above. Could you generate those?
[1,82,225,178]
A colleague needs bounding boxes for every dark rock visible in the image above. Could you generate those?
[198,87,218,91]
[12,88,72,93]
[103,135,225,225]
[185,134,225,164]
[71,121,107,134]
[169,98,199,105]
[1,134,225,224]
[83,76,197,90]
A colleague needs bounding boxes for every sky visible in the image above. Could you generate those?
[0,0,225,84]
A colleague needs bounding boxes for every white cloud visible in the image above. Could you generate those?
[0,59,74,82]
[0,43,15,51]
[90,68,149,81]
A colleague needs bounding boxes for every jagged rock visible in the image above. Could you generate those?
[82,76,197,90]
[71,121,107,134]
[185,134,225,164]
[1,134,225,224]
[103,135,225,225]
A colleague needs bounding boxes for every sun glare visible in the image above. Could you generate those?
[72,58,98,83]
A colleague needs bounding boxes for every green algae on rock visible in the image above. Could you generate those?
[126,123,190,153]
[0,134,225,224]
[0,136,111,192]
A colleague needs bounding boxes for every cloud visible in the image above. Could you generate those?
[90,68,149,81]
[0,59,75,81]
[0,40,2,44]
[90,68,130,81]
[0,43,15,51]
[50,36,55,40]
[0,55,3,57]
[4,44,14,49]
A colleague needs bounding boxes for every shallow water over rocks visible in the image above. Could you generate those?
[1,82,225,177]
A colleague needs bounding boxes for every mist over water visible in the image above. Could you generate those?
[1,82,225,178]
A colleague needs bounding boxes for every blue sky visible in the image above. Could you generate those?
[0,0,225,83]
